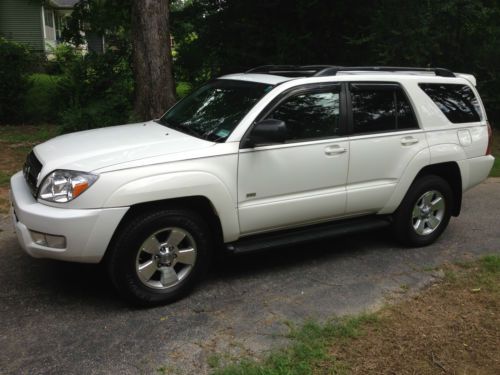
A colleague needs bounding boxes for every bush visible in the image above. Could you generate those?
[176,81,192,99]
[24,74,62,123]
[55,45,134,132]
[0,38,32,124]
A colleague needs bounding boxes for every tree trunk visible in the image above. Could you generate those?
[131,0,176,120]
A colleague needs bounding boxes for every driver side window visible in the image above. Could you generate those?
[268,88,341,141]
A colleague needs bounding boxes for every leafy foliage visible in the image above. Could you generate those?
[24,73,63,124]
[0,38,33,124]
[55,45,134,133]
[172,0,500,126]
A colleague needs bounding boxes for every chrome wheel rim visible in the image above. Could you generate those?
[135,227,197,290]
[412,190,445,236]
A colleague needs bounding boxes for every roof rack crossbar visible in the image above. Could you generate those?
[313,66,456,78]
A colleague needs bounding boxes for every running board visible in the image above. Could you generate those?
[225,216,392,254]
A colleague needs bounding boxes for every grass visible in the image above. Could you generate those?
[0,124,60,213]
[209,315,378,375]
[490,128,500,177]
[0,171,11,186]
[0,124,58,144]
[207,255,500,374]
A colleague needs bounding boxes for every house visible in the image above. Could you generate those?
[0,0,105,54]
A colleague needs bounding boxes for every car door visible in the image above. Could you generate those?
[237,84,349,235]
[345,82,428,214]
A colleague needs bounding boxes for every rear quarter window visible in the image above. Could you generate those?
[419,83,482,123]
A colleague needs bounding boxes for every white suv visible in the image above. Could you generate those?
[10,66,495,305]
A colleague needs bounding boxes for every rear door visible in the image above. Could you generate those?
[345,82,428,214]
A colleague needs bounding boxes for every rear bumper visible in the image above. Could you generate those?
[10,171,128,263]
[458,155,495,192]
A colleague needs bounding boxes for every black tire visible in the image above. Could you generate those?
[393,175,453,247]
[107,209,212,306]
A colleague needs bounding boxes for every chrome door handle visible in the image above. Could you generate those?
[324,145,347,156]
[401,136,419,146]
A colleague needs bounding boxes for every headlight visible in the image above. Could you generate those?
[38,170,98,203]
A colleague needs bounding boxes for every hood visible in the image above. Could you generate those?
[34,121,214,175]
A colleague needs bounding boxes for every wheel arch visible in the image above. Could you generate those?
[413,162,462,216]
[103,196,225,263]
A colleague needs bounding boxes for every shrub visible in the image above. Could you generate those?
[0,38,32,124]
[176,81,192,99]
[24,73,63,123]
[56,46,134,132]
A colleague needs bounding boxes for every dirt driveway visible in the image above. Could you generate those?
[0,179,499,375]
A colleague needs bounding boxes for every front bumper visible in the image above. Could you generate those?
[10,172,128,263]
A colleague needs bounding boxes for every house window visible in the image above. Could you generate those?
[44,9,54,28]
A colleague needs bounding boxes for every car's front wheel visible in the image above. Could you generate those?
[393,175,453,247]
[107,209,212,306]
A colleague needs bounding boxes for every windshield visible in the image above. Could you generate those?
[158,80,273,142]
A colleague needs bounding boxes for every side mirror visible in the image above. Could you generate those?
[247,119,287,147]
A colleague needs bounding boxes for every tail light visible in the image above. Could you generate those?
[486,121,493,155]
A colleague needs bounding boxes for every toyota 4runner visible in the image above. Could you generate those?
[10,65,495,305]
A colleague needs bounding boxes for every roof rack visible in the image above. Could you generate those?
[245,65,339,77]
[314,66,456,78]
[245,65,456,78]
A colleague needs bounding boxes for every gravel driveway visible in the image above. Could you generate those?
[1,179,499,375]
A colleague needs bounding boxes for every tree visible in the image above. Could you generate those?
[63,0,177,121]
[131,0,176,120]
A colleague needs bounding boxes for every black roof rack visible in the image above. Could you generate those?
[245,65,456,78]
[245,65,340,77]
[314,66,456,78]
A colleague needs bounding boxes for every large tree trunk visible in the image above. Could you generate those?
[131,0,176,120]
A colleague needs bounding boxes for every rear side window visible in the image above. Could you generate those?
[419,83,482,123]
[350,84,418,134]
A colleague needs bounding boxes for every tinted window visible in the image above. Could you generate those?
[350,85,418,133]
[160,80,273,142]
[419,83,481,123]
[396,89,418,129]
[269,89,340,141]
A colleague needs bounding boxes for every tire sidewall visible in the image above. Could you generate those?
[108,209,212,306]
[395,175,453,247]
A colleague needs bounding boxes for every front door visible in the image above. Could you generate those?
[237,85,349,235]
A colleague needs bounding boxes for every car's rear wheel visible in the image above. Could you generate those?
[107,209,212,306]
[393,175,453,247]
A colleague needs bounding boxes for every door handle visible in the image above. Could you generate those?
[324,145,347,156]
[400,136,419,146]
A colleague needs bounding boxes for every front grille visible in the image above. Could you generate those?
[23,151,42,197]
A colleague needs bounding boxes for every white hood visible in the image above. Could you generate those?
[34,121,214,176]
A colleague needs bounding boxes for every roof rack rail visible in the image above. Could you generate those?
[245,65,339,77]
[313,66,456,78]
[244,65,456,78]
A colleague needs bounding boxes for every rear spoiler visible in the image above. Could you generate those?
[455,73,477,86]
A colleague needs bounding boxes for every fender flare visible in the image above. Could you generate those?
[379,143,466,215]
[103,171,240,242]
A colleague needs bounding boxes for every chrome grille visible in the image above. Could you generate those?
[23,151,42,197]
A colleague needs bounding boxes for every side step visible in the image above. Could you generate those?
[225,216,392,254]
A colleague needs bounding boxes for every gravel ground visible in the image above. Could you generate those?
[0,179,499,375]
